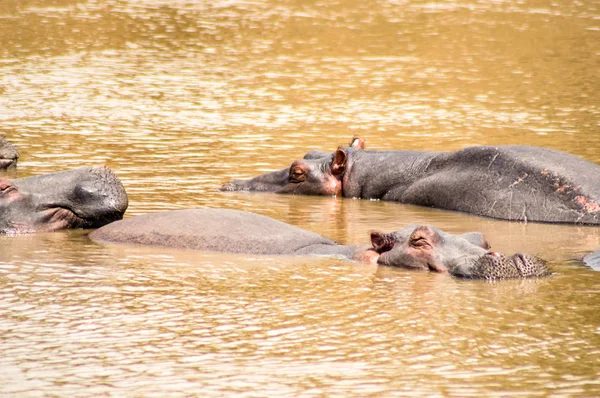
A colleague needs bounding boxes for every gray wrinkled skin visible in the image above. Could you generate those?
[0,136,18,170]
[0,166,128,234]
[91,210,551,280]
[343,146,600,224]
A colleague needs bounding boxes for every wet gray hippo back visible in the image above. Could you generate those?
[90,209,551,280]
[376,145,600,224]
[90,208,338,255]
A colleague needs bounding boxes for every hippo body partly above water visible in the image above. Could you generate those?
[222,145,600,225]
[0,166,128,234]
[0,137,18,170]
[90,208,550,280]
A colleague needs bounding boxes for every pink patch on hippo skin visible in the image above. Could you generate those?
[509,173,528,187]
[556,184,572,193]
[574,195,600,213]
[353,248,380,265]
[486,251,504,258]
[326,175,342,196]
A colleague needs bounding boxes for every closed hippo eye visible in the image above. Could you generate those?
[289,167,306,182]
[410,236,430,248]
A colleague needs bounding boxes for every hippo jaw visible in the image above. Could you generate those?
[2,206,102,234]
[0,166,128,234]
[220,168,290,192]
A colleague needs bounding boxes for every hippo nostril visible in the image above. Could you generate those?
[73,184,101,203]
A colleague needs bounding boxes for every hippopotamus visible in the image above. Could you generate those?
[0,137,18,170]
[1,166,128,234]
[89,208,550,280]
[221,145,600,225]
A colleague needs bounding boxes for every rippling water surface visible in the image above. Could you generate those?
[1,0,600,396]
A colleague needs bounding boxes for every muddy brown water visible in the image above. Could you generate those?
[1,0,600,396]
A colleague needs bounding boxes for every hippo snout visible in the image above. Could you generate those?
[219,180,243,191]
[90,165,128,213]
[462,252,550,280]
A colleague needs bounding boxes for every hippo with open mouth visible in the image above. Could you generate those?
[89,208,550,280]
[0,166,128,234]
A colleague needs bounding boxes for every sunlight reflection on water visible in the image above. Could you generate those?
[1,0,600,396]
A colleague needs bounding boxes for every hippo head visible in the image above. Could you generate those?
[276,151,345,196]
[0,137,18,170]
[220,137,363,195]
[220,150,346,196]
[0,166,128,234]
[371,224,549,279]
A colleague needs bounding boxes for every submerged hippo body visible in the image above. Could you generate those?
[0,166,128,234]
[0,137,18,170]
[222,145,600,225]
[90,209,550,280]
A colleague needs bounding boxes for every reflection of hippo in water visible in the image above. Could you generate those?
[0,166,128,234]
[0,136,18,170]
[221,145,600,225]
[90,209,550,280]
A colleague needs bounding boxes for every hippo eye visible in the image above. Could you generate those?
[410,236,430,248]
[289,167,306,183]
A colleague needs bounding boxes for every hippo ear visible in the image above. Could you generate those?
[349,136,365,149]
[331,148,347,176]
[371,232,395,253]
[409,225,439,246]
[460,232,491,250]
